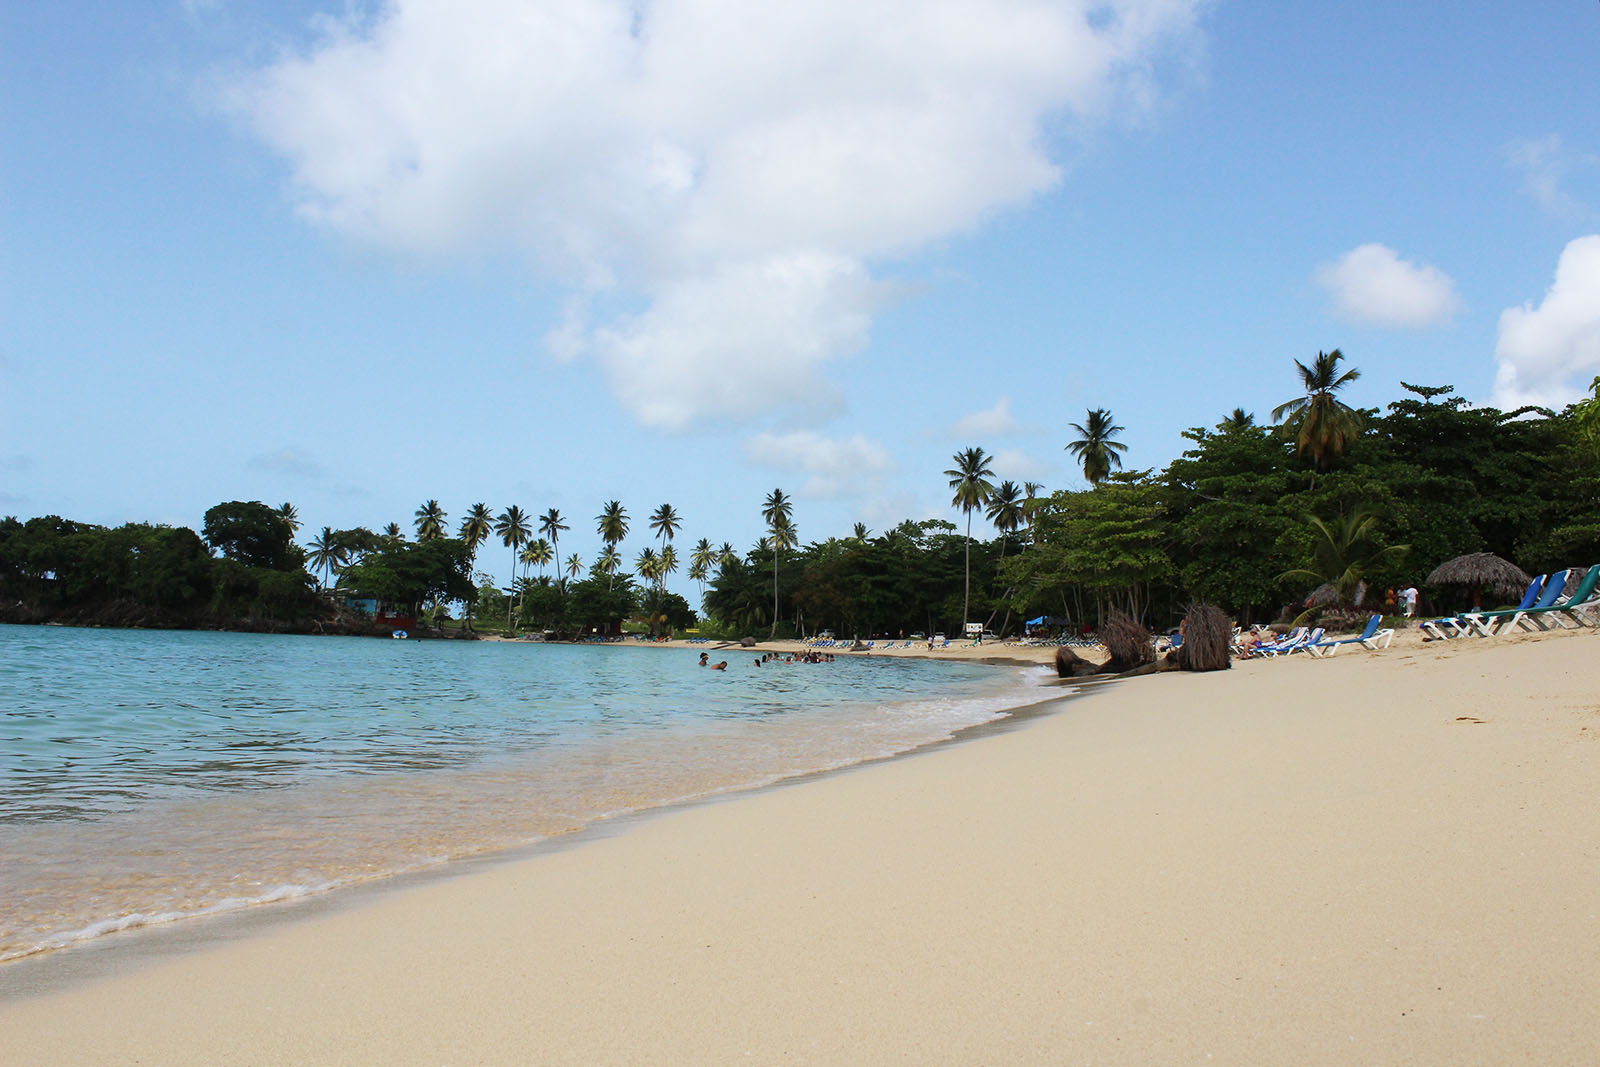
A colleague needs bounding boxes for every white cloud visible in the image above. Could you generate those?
[1315,244,1461,329]
[745,430,894,499]
[1493,235,1600,409]
[224,0,1204,428]
[953,396,1018,437]
[1505,134,1591,218]
[990,447,1053,483]
[246,446,327,479]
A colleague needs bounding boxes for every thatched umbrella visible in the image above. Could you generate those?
[1426,552,1532,609]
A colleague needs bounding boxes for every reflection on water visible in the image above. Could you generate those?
[0,625,1046,962]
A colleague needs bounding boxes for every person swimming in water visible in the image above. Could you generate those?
[711,660,728,671]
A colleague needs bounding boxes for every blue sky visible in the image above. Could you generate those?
[4,1,1599,595]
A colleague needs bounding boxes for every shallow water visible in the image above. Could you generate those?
[0,625,1048,962]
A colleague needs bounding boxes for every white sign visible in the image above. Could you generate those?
[964,622,982,635]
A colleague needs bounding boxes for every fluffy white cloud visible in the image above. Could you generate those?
[745,430,894,499]
[1315,244,1461,329]
[953,396,1018,437]
[989,447,1052,483]
[1493,235,1600,409]
[226,0,1203,427]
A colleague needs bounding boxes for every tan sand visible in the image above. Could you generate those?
[4,626,1598,1063]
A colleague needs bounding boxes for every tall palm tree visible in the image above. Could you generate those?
[1271,349,1364,472]
[596,501,629,589]
[945,447,996,628]
[985,479,1025,561]
[460,503,494,559]
[382,522,404,541]
[414,499,446,541]
[538,508,569,587]
[636,546,662,586]
[495,506,531,587]
[761,488,794,638]
[1066,408,1127,485]
[719,542,738,568]
[565,553,583,583]
[1022,481,1045,548]
[277,502,301,535]
[522,537,553,577]
[660,543,678,590]
[648,503,681,553]
[307,526,345,589]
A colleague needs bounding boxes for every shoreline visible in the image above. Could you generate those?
[6,625,1599,1061]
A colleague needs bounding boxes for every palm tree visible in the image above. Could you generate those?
[596,546,622,586]
[522,537,553,577]
[539,508,570,587]
[985,479,1025,561]
[596,501,629,589]
[636,546,662,586]
[648,503,681,553]
[460,503,493,558]
[761,488,794,638]
[495,505,531,586]
[566,553,584,583]
[382,522,404,541]
[1022,481,1045,548]
[1219,408,1255,433]
[689,538,716,604]
[1066,408,1127,485]
[414,499,446,541]
[660,543,678,589]
[1271,349,1364,472]
[719,541,738,567]
[852,522,871,542]
[277,502,301,535]
[1279,507,1408,619]
[307,526,345,589]
[945,447,996,628]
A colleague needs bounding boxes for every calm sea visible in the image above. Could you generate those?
[0,624,1049,964]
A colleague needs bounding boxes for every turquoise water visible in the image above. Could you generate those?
[0,625,1047,962]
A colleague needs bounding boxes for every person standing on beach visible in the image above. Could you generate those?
[1401,586,1419,618]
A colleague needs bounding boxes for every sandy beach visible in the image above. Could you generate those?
[4,624,1599,1063]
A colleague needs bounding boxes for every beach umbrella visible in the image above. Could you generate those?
[1426,552,1532,608]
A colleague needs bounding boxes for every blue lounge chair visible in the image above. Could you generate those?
[1309,614,1393,655]
[1460,574,1548,637]
[1524,563,1600,631]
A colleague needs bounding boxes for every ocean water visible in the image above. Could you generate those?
[0,624,1050,964]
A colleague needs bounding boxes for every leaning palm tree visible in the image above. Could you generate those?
[414,499,446,541]
[277,502,301,535]
[648,503,681,556]
[1066,408,1127,485]
[761,489,794,638]
[1271,349,1364,473]
[538,508,570,587]
[459,503,494,561]
[945,447,996,628]
[307,526,345,589]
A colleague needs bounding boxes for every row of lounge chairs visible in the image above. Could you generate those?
[1421,564,1600,639]
[805,637,949,649]
[1237,614,1395,658]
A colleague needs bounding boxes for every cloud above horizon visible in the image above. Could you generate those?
[1493,234,1600,409]
[224,0,1204,429]
[1315,243,1461,329]
[1505,134,1594,219]
[953,396,1019,438]
[745,430,895,501]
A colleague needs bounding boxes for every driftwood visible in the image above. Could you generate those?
[1054,646,1101,678]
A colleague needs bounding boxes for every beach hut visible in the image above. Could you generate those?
[1426,552,1533,610]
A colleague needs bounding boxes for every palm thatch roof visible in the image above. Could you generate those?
[1425,553,1532,599]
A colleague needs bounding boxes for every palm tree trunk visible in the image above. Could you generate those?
[963,510,972,627]
[770,549,779,639]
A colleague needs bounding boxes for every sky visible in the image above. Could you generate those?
[4,1,1600,595]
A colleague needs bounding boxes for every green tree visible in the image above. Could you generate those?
[277,502,301,535]
[761,488,795,638]
[307,526,347,589]
[1066,408,1127,485]
[1279,507,1408,618]
[495,506,531,626]
[1272,349,1364,473]
[539,508,570,588]
[689,537,715,605]
[203,501,300,571]
[522,537,553,577]
[944,447,995,627]
[414,499,446,541]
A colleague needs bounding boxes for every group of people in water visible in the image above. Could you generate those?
[698,650,837,670]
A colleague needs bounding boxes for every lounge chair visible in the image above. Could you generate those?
[1420,616,1473,640]
[1249,626,1309,657]
[1522,563,1600,631]
[1459,574,1549,637]
[1553,563,1600,628]
[1308,614,1393,655]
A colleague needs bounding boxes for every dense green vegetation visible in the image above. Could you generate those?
[5,368,1597,640]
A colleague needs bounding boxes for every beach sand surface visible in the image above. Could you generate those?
[4,628,1599,1063]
